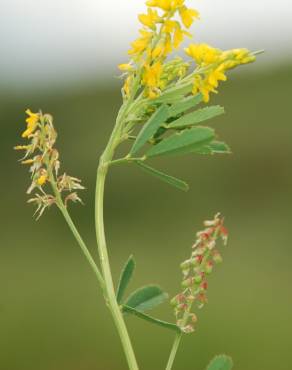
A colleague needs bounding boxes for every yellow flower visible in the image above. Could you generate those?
[148,88,159,99]
[22,109,39,138]
[14,145,30,150]
[118,63,133,72]
[138,8,160,28]
[143,61,162,88]
[123,76,132,97]
[151,45,164,58]
[25,109,39,126]
[173,26,184,48]
[21,159,35,165]
[192,75,217,103]
[147,0,184,11]
[208,66,227,88]
[128,30,153,56]
[37,174,48,186]
[179,7,200,28]
[185,44,221,65]
[233,48,256,64]
[162,20,188,49]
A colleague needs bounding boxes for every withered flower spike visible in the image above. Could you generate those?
[15,109,85,218]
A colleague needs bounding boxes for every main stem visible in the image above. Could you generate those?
[94,104,139,370]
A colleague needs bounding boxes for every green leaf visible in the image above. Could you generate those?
[116,255,136,304]
[168,106,225,129]
[130,105,169,155]
[122,305,181,333]
[146,127,215,158]
[135,161,189,192]
[206,355,233,370]
[168,94,202,117]
[124,285,168,312]
[155,83,193,103]
[194,141,231,155]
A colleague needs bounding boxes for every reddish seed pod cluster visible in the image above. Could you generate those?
[171,213,228,333]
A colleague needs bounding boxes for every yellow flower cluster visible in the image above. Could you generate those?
[119,0,256,104]
[119,0,199,99]
[15,110,84,218]
[185,44,256,102]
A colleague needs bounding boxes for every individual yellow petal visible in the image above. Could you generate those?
[152,45,163,58]
[146,0,171,11]
[138,8,159,28]
[128,30,153,56]
[14,145,29,150]
[21,159,34,165]
[25,109,39,126]
[123,76,132,97]
[118,63,133,71]
[180,7,200,28]
[143,62,162,88]
[173,26,184,48]
[148,88,159,99]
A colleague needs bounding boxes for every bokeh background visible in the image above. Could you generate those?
[1,1,291,370]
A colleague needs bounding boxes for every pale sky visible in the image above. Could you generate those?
[1,0,291,88]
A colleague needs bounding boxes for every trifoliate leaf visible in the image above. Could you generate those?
[168,106,225,129]
[206,355,233,370]
[124,285,168,312]
[168,94,203,117]
[130,105,169,155]
[135,161,189,192]
[146,127,215,157]
[122,305,181,333]
[116,255,136,304]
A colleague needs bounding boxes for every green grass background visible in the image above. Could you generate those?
[0,63,291,370]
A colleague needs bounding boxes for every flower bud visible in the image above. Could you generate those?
[180,259,191,270]
[182,277,194,288]
[205,261,213,274]
[194,274,203,284]
[190,313,198,323]
[213,251,223,264]
[182,325,194,333]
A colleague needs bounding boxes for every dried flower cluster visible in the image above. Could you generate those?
[119,0,256,102]
[15,110,84,218]
[171,213,228,333]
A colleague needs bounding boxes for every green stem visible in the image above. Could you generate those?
[94,100,139,370]
[48,172,104,290]
[58,203,105,290]
[165,332,183,370]
[95,163,138,370]
[165,309,189,370]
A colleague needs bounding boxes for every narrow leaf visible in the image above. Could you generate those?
[124,285,168,312]
[207,355,233,370]
[116,255,136,304]
[168,94,202,117]
[123,305,181,333]
[194,141,231,155]
[168,106,224,129]
[146,127,215,158]
[130,105,169,155]
[135,161,189,192]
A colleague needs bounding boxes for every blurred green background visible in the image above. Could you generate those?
[1,62,292,370]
